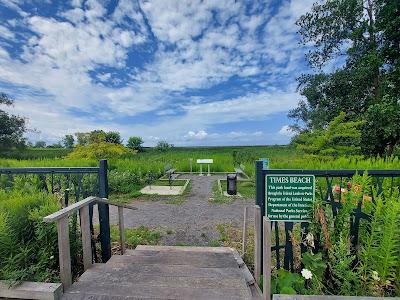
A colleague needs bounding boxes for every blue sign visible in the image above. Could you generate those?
[260,158,269,170]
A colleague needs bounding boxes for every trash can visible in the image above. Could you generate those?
[227,173,237,195]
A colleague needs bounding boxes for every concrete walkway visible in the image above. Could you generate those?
[106,174,255,246]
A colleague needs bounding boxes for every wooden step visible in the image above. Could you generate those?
[108,251,238,268]
[134,245,235,253]
[62,246,261,299]
[77,265,249,291]
[79,263,246,280]
[63,281,252,300]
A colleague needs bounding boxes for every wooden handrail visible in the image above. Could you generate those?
[43,196,137,290]
[43,196,99,223]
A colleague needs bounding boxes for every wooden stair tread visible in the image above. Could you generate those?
[63,281,252,300]
[108,251,239,268]
[62,246,261,300]
[79,262,246,280]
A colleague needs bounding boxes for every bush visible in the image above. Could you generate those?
[155,140,173,152]
[0,189,60,282]
[108,170,142,193]
[67,141,132,160]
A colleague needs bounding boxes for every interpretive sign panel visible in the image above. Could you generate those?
[196,159,213,164]
[265,174,315,222]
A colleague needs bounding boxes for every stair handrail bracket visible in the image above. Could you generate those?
[43,196,137,290]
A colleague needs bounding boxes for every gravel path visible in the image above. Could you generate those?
[105,174,255,246]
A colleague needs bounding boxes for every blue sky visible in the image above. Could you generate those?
[0,0,314,146]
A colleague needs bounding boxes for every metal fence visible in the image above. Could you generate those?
[0,159,111,263]
[255,160,400,271]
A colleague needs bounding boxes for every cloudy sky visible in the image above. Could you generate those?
[0,0,314,146]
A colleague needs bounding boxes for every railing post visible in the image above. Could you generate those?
[254,205,262,285]
[118,206,126,254]
[242,206,248,256]
[79,205,92,270]
[263,217,272,300]
[98,159,111,262]
[255,160,265,274]
[56,217,72,289]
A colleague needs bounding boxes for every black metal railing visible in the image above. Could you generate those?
[255,160,400,271]
[0,159,111,263]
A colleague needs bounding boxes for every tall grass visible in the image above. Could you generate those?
[1,146,400,179]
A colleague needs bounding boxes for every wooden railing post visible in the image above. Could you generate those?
[56,217,72,289]
[118,206,126,254]
[242,206,248,256]
[254,205,262,285]
[263,217,272,300]
[79,205,92,271]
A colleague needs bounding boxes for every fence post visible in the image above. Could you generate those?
[254,205,262,285]
[255,160,265,274]
[98,159,111,262]
[263,217,272,300]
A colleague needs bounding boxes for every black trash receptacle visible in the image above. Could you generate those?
[227,173,237,195]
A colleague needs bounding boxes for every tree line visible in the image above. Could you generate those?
[0,94,172,153]
[290,0,400,157]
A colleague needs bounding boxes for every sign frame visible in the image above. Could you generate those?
[265,174,315,222]
[260,158,269,170]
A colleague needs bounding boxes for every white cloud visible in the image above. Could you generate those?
[278,125,295,137]
[0,24,14,39]
[184,130,208,140]
[0,0,313,146]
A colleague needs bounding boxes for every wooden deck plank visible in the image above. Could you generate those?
[78,263,246,280]
[134,245,234,253]
[76,271,249,290]
[64,281,251,300]
[109,252,239,268]
[0,281,63,300]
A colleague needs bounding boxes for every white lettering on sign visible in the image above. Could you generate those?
[197,159,213,164]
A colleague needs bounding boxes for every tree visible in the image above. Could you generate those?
[75,132,90,146]
[47,142,62,148]
[155,140,173,152]
[62,134,74,149]
[88,130,106,144]
[0,93,26,149]
[34,141,46,148]
[361,96,400,156]
[105,131,122,145]
[290,0,400,156]
[127,136,144,151]
[294,112,364,157]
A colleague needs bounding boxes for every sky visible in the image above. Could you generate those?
[0,0,315,146]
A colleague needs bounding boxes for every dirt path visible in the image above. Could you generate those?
[106,174,255,246]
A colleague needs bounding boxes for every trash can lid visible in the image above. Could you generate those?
[227,173,237,179]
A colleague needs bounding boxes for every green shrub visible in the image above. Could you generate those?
[67,141,132,160]
[0,190,60,282]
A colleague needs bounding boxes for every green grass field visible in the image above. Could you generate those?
[2,146,400,182]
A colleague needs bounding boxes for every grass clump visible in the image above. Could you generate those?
[0,189,61,283]
[108,225,161,249]
[216,223,255,271]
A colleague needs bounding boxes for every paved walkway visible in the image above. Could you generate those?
[106,175,255,246]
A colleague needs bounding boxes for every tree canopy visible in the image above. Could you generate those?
[290,0,400,156]
[127,136,144,151]
[62,134,74,149]
[294,112,364,156]
[0,93,26,150]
